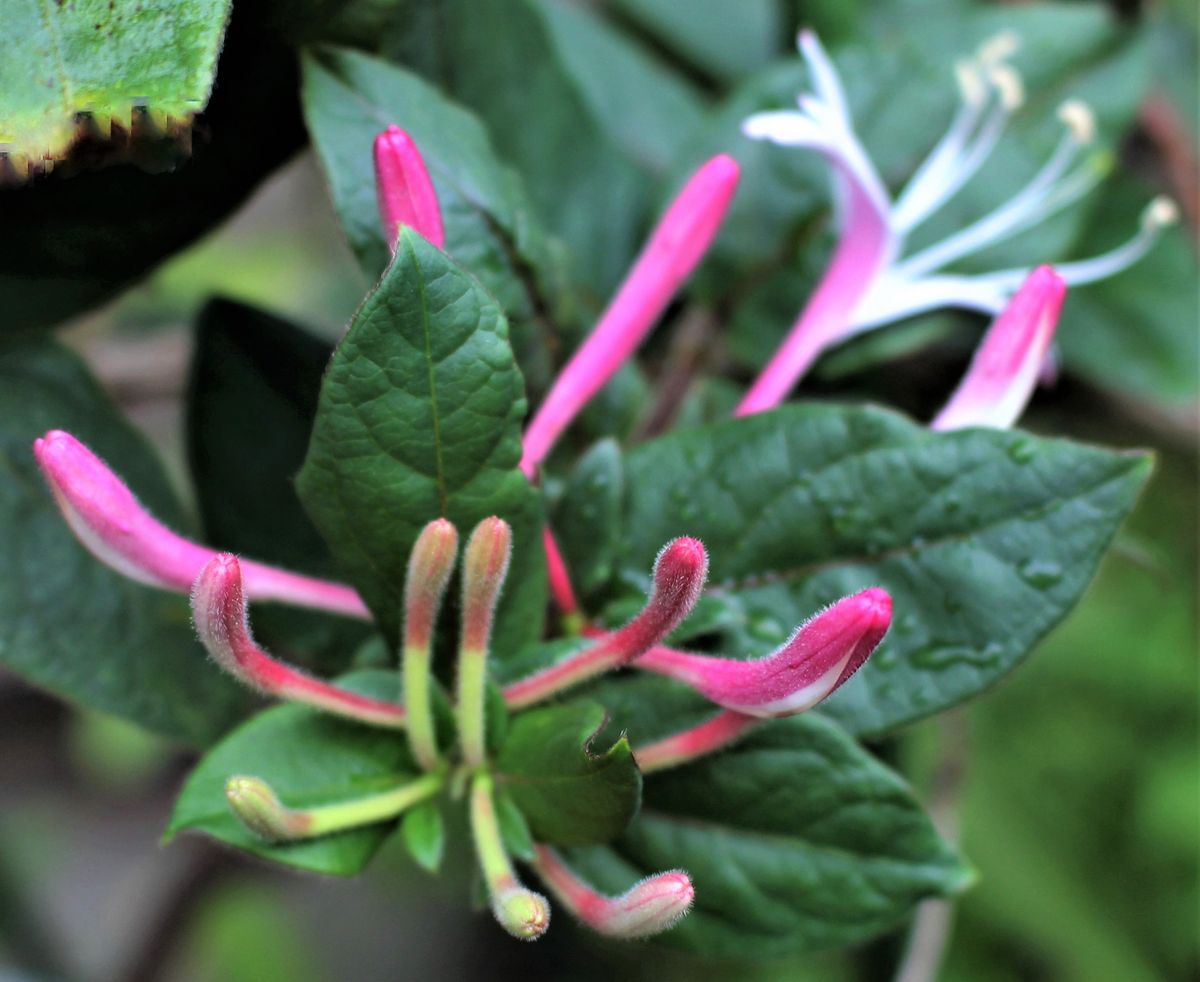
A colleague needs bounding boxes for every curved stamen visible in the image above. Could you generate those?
[896,103,1102,280]
[960,196,1180,295]
[192,555,405,728]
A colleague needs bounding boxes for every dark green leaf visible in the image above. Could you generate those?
[0,336,249,743]
[401,800,445,873]
[495,702,641,847]
[1,11,305,331]
[301,44,572,382]
[550,438,625,605]
[187,298,372,672]
[0,0,230,174]
[612,404,1150,736]
[1056,174,1199,403]
[537,0,706,177]
[566,713,970,957]
[167,670,415,875]
[495,788,536,862]
[296,229,546,655]
[608,0,783,83]
[379,0,648,298]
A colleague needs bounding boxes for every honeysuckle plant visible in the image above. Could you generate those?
[3,2,1182,967]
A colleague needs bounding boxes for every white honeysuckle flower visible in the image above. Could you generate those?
[736,29,1178,416]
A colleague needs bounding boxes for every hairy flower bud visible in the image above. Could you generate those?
[533,846,693,939]
[192,554,406,727]
[638,587,892,717]
[504,537,709,708]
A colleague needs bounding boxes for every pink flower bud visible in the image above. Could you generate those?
[931,266,1067,431]
[191,554,406,728]
[520,155,740,476]
[225,775,311,841]
[33,430,369,619]
[533,845,694,939]
[460,517,513,654]
[637,587,892,717]
[504,537,708,707]
[404,518,459,652]
[374,125,445,252]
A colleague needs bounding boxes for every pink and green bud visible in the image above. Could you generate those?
[931,266,1066,431]
[457,517,513,765]
[632,710,761,774]
[469,772,551,941]
[533,845,693,939]
[404,519,459,770]
[637,587,893,717]
[520,155,740,476]
[33,430,369,620]
[191,554,406,728]
[374,125,445,252]
[225,775,311,841]
[504,537,709,708]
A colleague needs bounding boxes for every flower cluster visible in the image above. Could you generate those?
[31,32,1171,940]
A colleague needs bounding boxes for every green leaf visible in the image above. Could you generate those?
[401,800,445,873]
[495,702,641,847]
[296,229,546,655]
[187,299,372,673]
[0,0,230,174]
[536,0,706,177]
[1,12,306,332]
[0,336,249,744]
[1055,173,1200,404]
[549,438,625,605]
[300,44,573,380]
[167,670,415,875]
[610,404,1150,736]
[608,0,784,83]
[566,713,970,957]
[495,788,536,863]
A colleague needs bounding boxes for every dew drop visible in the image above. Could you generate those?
[1018,558,1063,590]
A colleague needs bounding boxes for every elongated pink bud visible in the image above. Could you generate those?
[192,555,406,728]
[638,587,892,717]
[542,525,580,619]
[374,124,446,252]
[33,430,370,620]
[931,266,1066,431]
[533,845,694,939]
[458,517,513,766]
[520,156,740,476]
[633,709,760,774]
[504,538,708,707]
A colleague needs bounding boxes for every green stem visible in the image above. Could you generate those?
[306,773,444,836]
[457,648,488,767]
[404,642,439,771]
